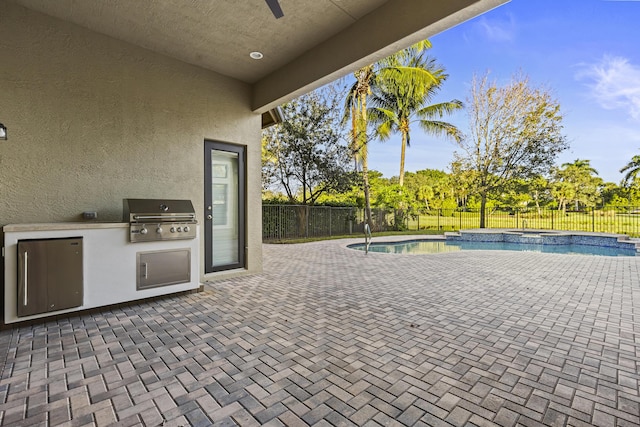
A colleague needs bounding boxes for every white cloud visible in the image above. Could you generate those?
[577,56,640,121]
[472,14,516,43]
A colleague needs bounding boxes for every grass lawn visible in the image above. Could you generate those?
[405,211,640,236]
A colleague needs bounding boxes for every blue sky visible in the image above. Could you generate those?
[367,0,640,183]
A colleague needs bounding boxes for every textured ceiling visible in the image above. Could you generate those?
[8,0,389,84]
[8,0,509,111]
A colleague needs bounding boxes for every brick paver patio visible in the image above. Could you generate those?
[1,236,639,426]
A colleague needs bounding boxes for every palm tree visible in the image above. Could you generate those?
[555,159,600,212]
[369,50,463,188]
[343,40,439,230]
[620,154,640,187]
[344,65,375,230]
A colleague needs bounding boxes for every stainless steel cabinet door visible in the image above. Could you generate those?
[137,249,191,290]
[17,238,83,317]
[17,240,49,317]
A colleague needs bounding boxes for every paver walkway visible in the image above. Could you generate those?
[1,236,640,426]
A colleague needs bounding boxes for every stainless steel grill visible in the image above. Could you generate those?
[123,199,197,243]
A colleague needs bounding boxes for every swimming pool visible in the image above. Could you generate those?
[348,239,639,256]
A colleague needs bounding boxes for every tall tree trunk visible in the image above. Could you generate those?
[296,205,308,237]
[394,129,410,230]
[560,199,566,216]
[534,191,541,217]
[360,92,373,232]
[399,130,407,187]
[351,106,360,171]
[362,161,373,232]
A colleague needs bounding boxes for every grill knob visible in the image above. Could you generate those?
[183,226,190,232]
[140,227,148,235]
[170,227,176,233]
[156,226,163,233]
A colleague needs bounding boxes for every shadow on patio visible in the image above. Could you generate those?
[1,236,639,426]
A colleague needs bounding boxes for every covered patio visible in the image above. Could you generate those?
[1,238,638,425]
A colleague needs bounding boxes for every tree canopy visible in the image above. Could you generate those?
[262,52,640,219]
[551,159,602,213]
[452,72,569,227]
[262,85,356,205]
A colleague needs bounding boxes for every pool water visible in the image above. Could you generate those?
[349,239,638,257]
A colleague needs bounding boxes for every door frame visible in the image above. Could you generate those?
[204,140,246,273]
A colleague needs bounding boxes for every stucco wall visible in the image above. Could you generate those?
[0,3,263,281]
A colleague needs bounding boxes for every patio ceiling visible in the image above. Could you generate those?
[8,0,508,112]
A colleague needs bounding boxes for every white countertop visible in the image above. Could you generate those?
[3,222,128,232]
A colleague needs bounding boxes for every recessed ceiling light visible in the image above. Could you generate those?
[250,51,264,60]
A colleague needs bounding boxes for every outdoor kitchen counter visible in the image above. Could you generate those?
[3,222,200,325]
[3,222,128,232]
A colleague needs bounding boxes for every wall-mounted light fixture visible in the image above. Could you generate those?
[0,123,6,140]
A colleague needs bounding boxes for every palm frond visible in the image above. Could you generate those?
[620,155,640,186]
[376,66,442,90]
[375,120,394,141]
[418,120,463,142]
[415,100,464,119]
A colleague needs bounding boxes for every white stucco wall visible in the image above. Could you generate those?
[0,3,263,282]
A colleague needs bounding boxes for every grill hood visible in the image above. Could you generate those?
[123,199,196,223]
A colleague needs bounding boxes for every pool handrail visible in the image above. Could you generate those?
[364,223,372,254]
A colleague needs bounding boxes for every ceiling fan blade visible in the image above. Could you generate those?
[265,0,284,19]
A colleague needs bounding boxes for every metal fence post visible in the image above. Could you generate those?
[328,206,332,237]
[592,207,595,232]
[278,205,282,240]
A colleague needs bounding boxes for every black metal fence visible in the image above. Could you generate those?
[406,207,640,237]
[263,205,640,240]
[262,205,358,240]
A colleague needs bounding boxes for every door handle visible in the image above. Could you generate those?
[23,251,28,306]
